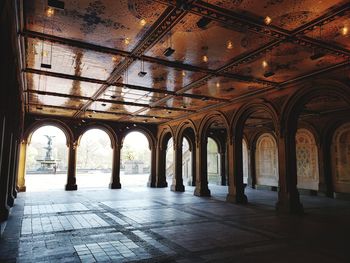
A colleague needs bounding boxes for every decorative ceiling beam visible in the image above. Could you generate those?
[24,68,225,103]
[24,68,106,84]
[279,60,350,86]
[25,88,196,113]
[22,30,274,85]
[26,102,174,121]
[292,3,350,35]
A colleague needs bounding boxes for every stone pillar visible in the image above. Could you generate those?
[0,116,10,222]
[194,137,210,196]
[171,142,185,192]
[12,141,20,198]
[65,141,78,191]
[17,140,27,192]
[317,139,333,197]
[248,145,256,188]
[226,137,247,203]
[155,144,167,187]
[109,142,121,189]
[275,132,304,214]
[191,147,196,186]
[220,150,226,186]
[148,143,157,187]
[7,138,17,207]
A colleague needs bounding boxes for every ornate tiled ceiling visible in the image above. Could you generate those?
[18,0,350,124]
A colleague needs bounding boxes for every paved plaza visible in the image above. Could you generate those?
[1,183,350,262]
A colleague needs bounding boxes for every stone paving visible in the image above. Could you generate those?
[1,185,350,262]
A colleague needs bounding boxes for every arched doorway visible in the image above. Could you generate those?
[166,137,174,187]
[255,133,279,189]
[242,139,249,185]
[76,129,113,188]
[229,103,279,204]
[121,131,151,187]
[24,125,68,191]
[182,137,193,186]
[331,122,350,194]
[296,128,319,191]
[197,113,229,197]
[207,137,220,185]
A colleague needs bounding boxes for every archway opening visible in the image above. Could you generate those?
[296,128,319,192]
[331,123,350,194]
[25,125,68,192]
[242,139,249,185]
[207,137,220,185]
[76,129,113,188]
[121,131,151,187]
[166,137,174,187]
[295,94,348,195]
[182,137,193,186]
[241,108,279,205]
[205,118,228,197]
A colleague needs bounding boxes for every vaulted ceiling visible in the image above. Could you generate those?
[18,0,350,124]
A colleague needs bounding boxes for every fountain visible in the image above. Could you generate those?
[36,135,60,173]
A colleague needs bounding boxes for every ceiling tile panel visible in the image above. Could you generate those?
[25,0,167,51]
[208,0,347,30]
[146,13,273,70]
[26,38,121,80]
[26,73,101,97]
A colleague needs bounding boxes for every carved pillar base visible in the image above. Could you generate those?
[156,180,168,188]
[226,193,248,204]
[7,197,14,208]
[147,180,156,188]
[194,186,210,197]
[109,182,121,189]
[171,184,185,192]
[18,186,26,192]
[65,184,77,191]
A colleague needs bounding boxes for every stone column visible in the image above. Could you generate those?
[191,147,196,186]
[148,143,157,187]
[171,142,185,192]
[317,139,333,197]
[0,116,10,222]
[17,140,27,192]
[155,144,167,187]
[194,137,210,196]
[275,132,304,214]
[12,141,20,198]
[65,141,78,191]
[109,142,121,189]
[248,145,256,188]
[7,138,17,207]
[226,137,247,203]
[220,150,227,186]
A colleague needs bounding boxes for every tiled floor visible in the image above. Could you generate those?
[1,185,350,262]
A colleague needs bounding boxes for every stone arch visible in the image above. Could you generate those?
[175,120,197,147]
[230,102,279,140]
[20,119,73,191]
[295,128,319,190]
[24,119,73,146]
[255,133,279,187]
[158,125,175,150]
[331,122,350,194]
[242,138,249,184]
[199,111,230,141]
[77,123,117,149]
[121,127,156,150]
[281,80,350,135]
